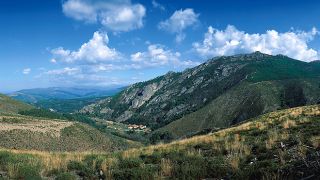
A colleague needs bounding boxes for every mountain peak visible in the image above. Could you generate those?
[233,51,272,59]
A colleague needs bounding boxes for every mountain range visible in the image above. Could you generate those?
[8,86,125,113]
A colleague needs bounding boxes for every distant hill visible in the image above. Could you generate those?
[9,86,124,103]
[80,52,320,138]
[0,94,33,114]
[8,86,125,113]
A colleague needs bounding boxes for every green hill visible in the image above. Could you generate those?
[0,94,33,114]
[157,78,320,138]
[0,105,319,179]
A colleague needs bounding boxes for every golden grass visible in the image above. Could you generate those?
[160,158,173,177]
[282,119,296,129]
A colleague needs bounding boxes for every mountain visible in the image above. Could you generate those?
[1,105,320,179]
[0,94,33,114]
[81,52,320,137]
[9,86,124,104]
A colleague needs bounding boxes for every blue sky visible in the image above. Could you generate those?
[1,0,320,92]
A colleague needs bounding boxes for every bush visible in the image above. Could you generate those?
[16,165,41,180]
[150,131,174,144]
[56,172,77,180]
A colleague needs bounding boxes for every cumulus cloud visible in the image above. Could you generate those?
[158,8,199,43]
[22,68,31,75]
[193,25,319,62]
[130,44,200,68]
[62,0,146,32]
[51,31,121,63]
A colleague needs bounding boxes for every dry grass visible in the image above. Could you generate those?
[160,158,173,177]
[0,148,109,175]
[0,115,74,138]
[310,136,320,148]
[282,119,296,129]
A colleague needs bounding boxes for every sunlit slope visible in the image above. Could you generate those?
[0,94,33,114]
[0,114,141,152]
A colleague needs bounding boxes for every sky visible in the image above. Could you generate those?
[1,0,320,92]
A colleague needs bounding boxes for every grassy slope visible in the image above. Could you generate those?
[157,78,320,138]
[0,94,33,114]
[0,105,319,179]
[0,114,141,152]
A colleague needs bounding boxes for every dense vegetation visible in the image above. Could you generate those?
[33,96,108,113]
[0,105,319,179]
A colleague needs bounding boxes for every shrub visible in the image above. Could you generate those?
[56,172,77,180]
[16,165,41,180]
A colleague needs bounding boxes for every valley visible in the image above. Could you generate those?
[0,52,320,179]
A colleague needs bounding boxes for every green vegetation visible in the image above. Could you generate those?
[156,78,320,139]
[33,96,108,113]
[18,108,99,128]
[0,105,319,179]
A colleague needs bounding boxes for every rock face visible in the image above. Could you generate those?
[80,52,320,130]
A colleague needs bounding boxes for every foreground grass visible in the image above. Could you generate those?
[1,105,320,179]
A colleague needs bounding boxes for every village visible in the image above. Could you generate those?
[127,124,151,133]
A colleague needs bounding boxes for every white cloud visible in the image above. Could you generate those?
[50,58,57,63]
[130,44,200,68]
[45,67,80,75]
[158,8,199,43]
[62,0,97,23]
[51,31,121,63]
[22,68,31,75]
[152,0,165,11]
[62,0,146,32]
[193,25,319,62]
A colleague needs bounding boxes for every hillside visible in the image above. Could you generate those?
[157,78,320,138]
[0,94,33,114]
[0,105,319,179]
[81,52,320,135]
[0,113,141,152]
